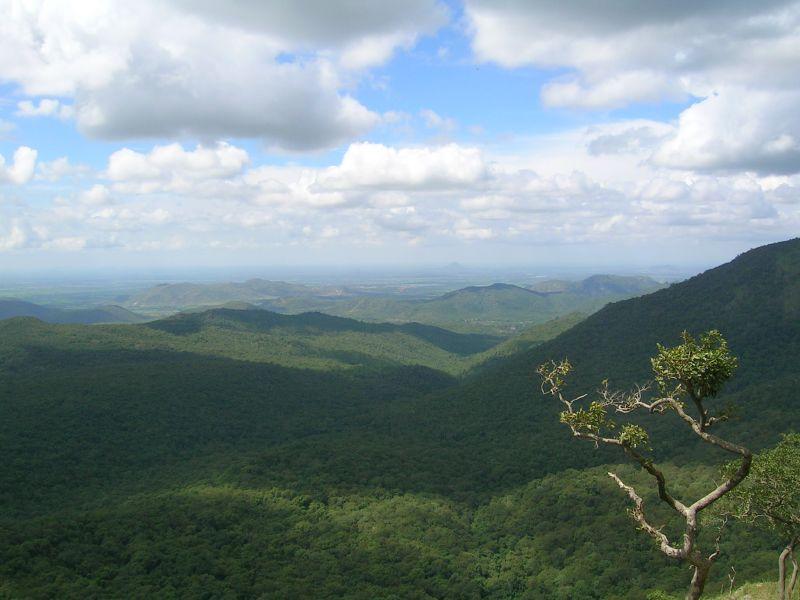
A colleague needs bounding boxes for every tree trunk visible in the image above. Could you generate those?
[779,545,791,600]
[788,552,798,599]
[686,563,710,600]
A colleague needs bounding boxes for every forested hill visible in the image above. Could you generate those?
[126,278,312,309]
[0,298,147,324]
[263,275,664,335]
[414,237,800,489]
[148,307,502,358]
[527,273,662,296]
[517,236,800,389]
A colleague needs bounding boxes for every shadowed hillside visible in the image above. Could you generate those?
[0,298,148,324]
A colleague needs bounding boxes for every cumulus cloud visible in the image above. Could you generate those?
[466,0,800,174]
[652,89,800,175]
[171,0,446,54]
[80,184,113,206]
[36,157,90,182]
[106,143,250,193]
[320,142,488,189]
[0,147,37,184]
[466,0,798,89]
[16,99,74,120]
[170,0,448,72]
[0,0,444,150]
[6,134,799,256]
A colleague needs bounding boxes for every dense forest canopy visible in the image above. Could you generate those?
[1,239,799,598]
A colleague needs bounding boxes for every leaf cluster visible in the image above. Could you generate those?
[560,401,614,436]
[651,330,737,399]
[721,433,800,538]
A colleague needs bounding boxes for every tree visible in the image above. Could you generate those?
[538,330,752,600]
[720,433,800,600]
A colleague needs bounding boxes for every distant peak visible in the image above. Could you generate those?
[442,283,538,299]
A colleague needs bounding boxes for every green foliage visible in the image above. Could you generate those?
[618,424,650,449]
[651,330,738,399]
[560,401,614,436]
[722,433,800,540]
[646,591,679,600]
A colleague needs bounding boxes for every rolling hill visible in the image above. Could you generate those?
[394,237,800,492]
[528,273,665,296]
[125,278,314,310]
[0,298,148,324]
[263,275,664,335]
[123,274,663,335]
[0,239,798,598]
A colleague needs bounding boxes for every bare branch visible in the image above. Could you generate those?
[608,471,684,560]
[620,445,687,515]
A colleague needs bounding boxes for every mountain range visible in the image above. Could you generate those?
[261,274,665,335]
[123,274,664,335]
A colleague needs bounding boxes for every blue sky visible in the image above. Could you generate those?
[0,0,798,270]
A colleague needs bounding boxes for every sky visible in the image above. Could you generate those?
[1,0,799,271]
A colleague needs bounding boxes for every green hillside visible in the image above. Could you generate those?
[123,274,662,334]
[0,298,148,324]
[264,276,664,335]
[0,240,798,598]
[125,278,313,311]
[528,274,663,296]
[381,238,800,498]
[0,308,498,380]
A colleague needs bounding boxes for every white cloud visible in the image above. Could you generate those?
[16,99,74,120]
[651,89,800,175]
[466,0,799,89]
[80,184,113,206]
[373,206,428,232]
[171,0,446,53]
[541,71,683,110]
[452,219,494,240]
[420,109,457,132]
[0,0,445,150]
[106,143,250,192]
[0,220,30,250]
[0,147,37,184]
[466,0,800,174]
[5,134,799,257]
[36,157,91,182]
[320,142,488,189]
[587,122,672,156]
